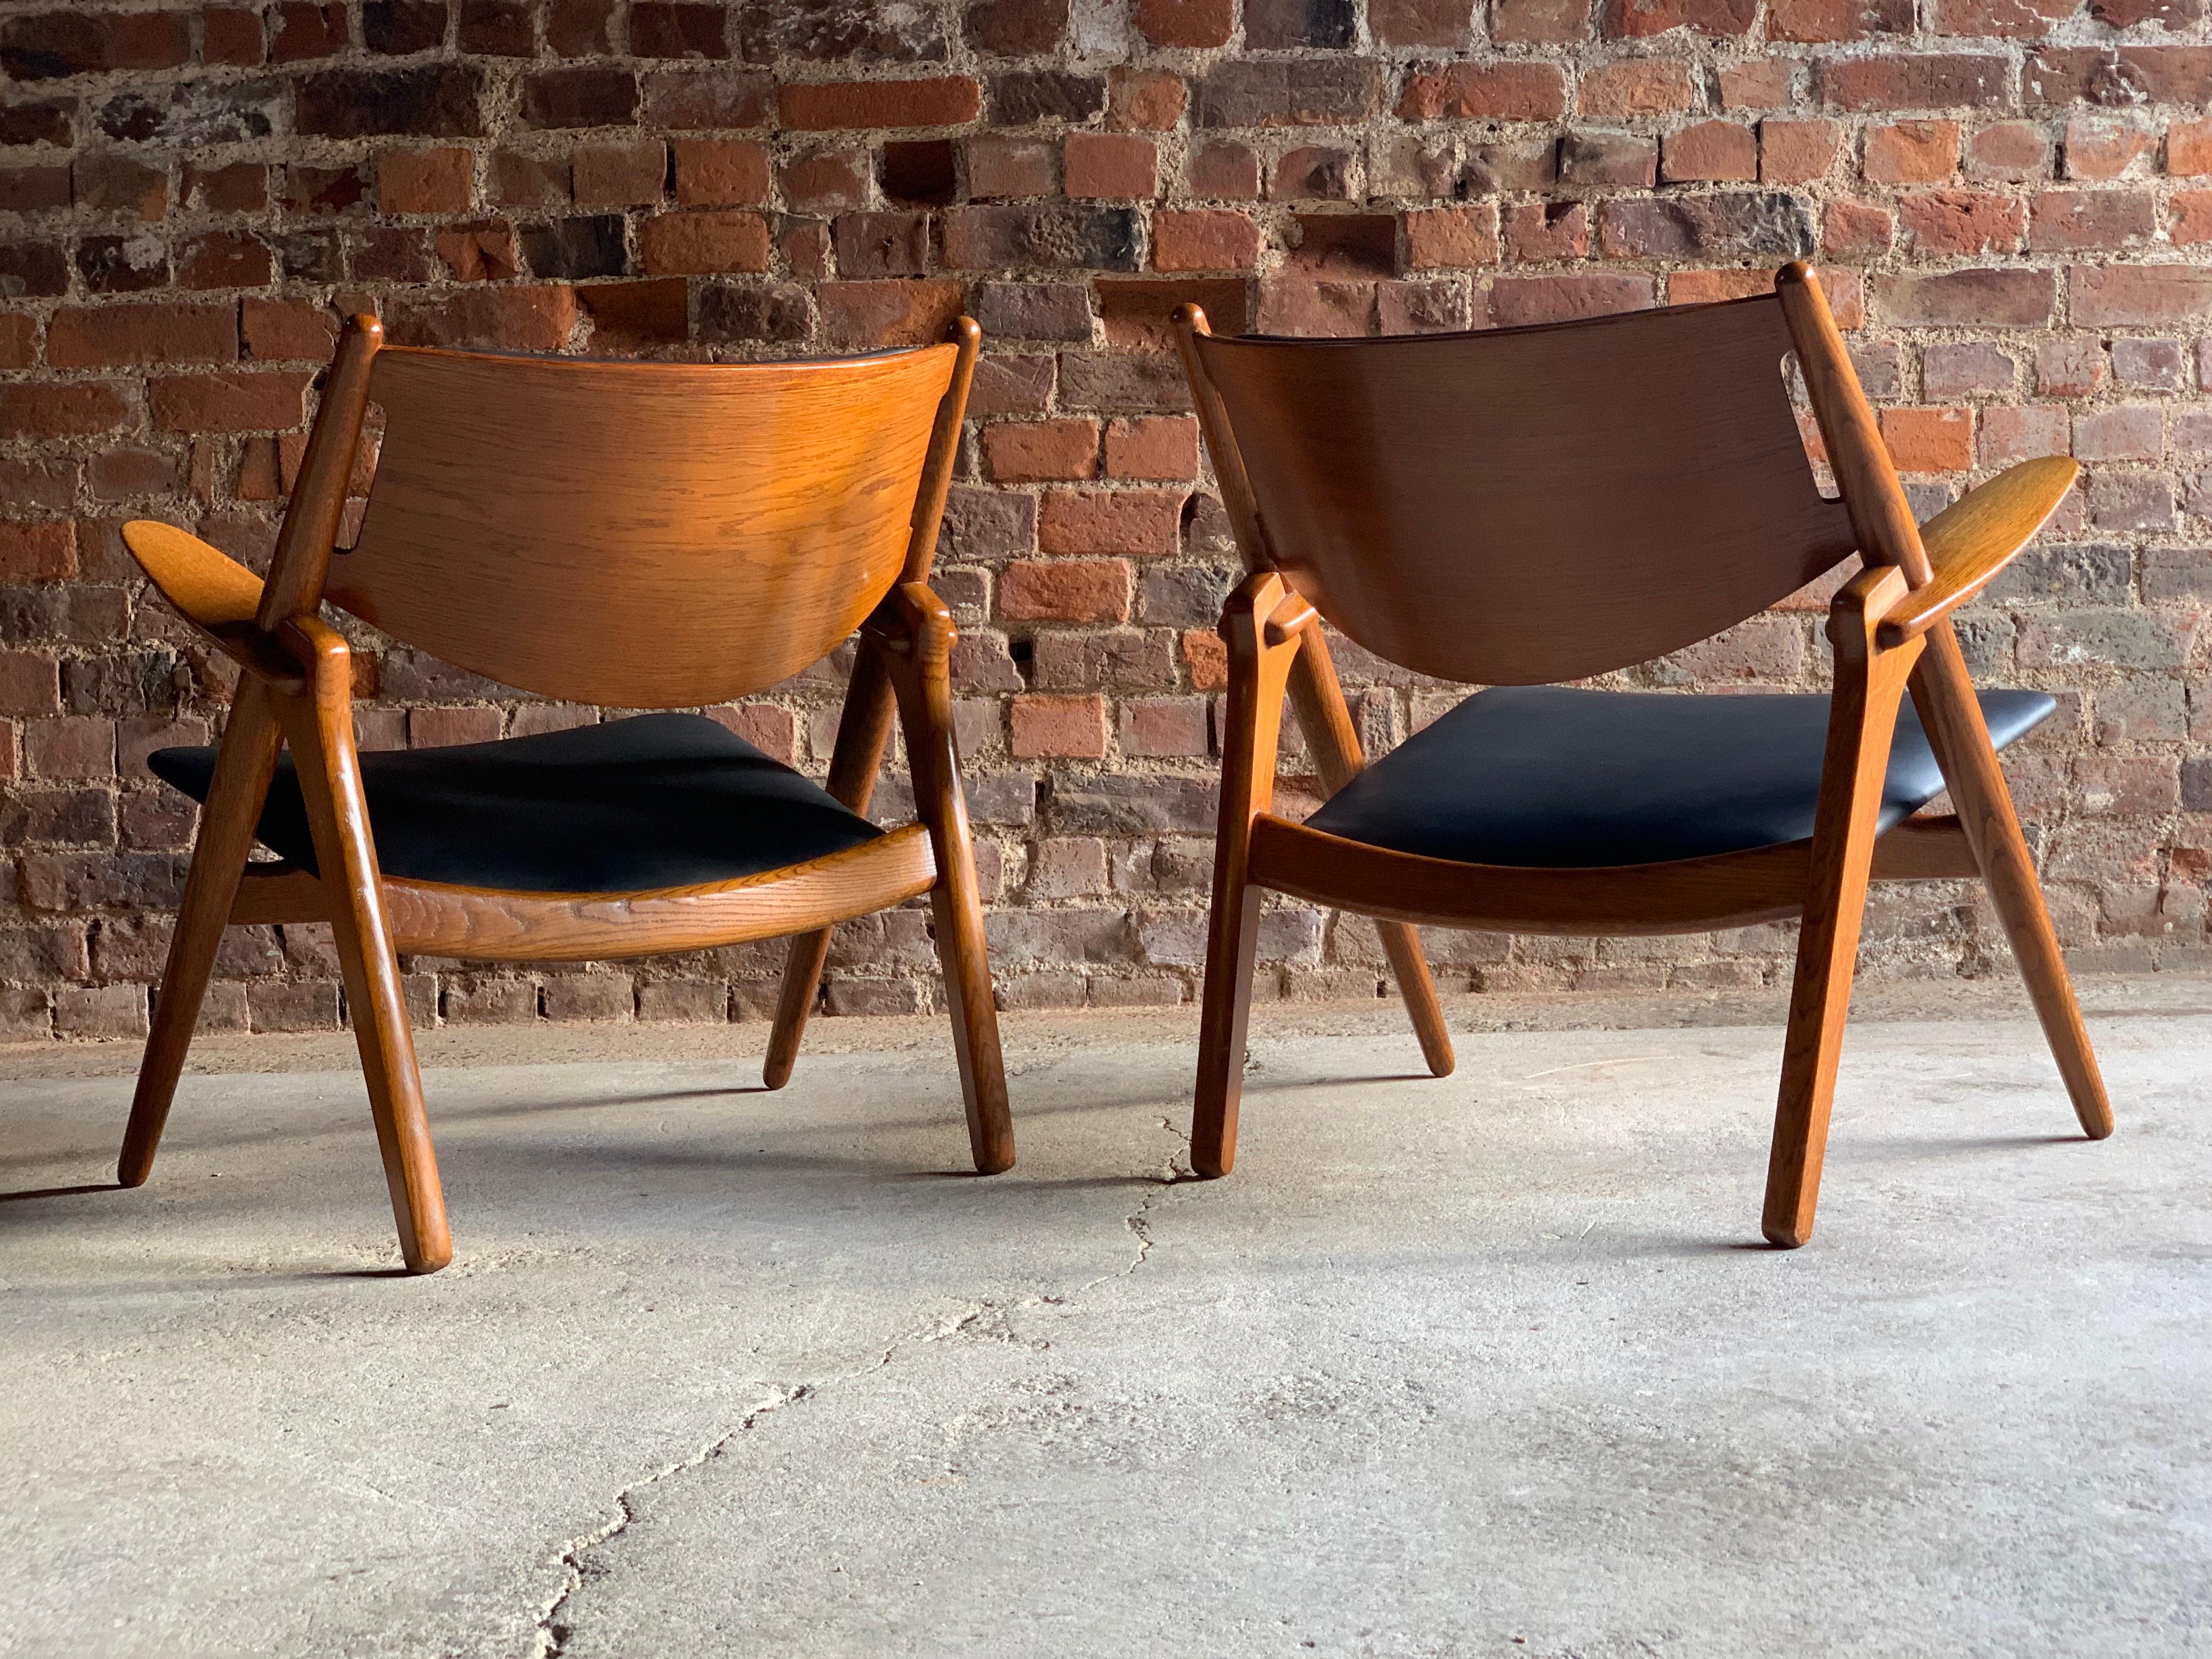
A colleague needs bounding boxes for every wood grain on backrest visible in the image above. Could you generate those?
[326,343,960,708]
[1190,294,1860,686]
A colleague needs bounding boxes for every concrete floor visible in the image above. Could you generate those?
[2,978,2207,1658]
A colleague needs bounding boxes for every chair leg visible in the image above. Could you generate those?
[879,588,1014,1173]
[1377,921,1455,1078]
[928,838,1014,1175]
[276,672,451,1274]
[1193,864,1263,1180]
[1763,589,1920,1249]
[1285,632,1455,1078]
[764,643,898,1091]
[120,681,284,1187]
[763,928,832,1091]
[1912,627,2113,1139]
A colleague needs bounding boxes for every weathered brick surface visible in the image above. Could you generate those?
[2,0,2208,1034]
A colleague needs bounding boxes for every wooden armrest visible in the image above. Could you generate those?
[1874,456,2078,647]
[122,519,303,686]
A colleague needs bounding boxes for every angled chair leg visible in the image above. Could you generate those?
[1912,625,2113,1139]
[1194,864,1263,1180]
[1764,573,1922,1248]
[120,680,284,1187]
[1194,573,1308,1178]
[278,623,451,1273]
[879,587,1013,1173]
[765,643,898,1091]
[1285,636,1455,1078]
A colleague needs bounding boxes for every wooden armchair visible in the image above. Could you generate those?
[119,315,1011,1274]
[1174,262,2113,1248]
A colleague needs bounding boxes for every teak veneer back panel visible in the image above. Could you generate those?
[328,343,958,709]
[1194,295,1861,687]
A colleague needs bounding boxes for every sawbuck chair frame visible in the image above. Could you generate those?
[1174,261,2113,1247]
[118,315,1011,1274]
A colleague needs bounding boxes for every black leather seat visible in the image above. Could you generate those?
[1304,685,2055,869]
[149,713,882,893]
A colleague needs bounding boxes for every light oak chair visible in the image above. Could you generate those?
[1173,261,2113,1247]
[119,315,1012,1274]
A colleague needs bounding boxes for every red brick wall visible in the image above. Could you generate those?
[2,0,2208,1038]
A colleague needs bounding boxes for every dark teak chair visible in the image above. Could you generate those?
[119,316,1012,1273]
[1175,262,2113,1246]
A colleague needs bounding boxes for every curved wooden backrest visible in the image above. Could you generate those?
[1188,293,1861,686]
[325,342,963,708]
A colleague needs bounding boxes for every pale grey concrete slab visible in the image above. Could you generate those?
[2,988,2207,1658]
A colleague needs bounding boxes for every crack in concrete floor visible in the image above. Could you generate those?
[533,1110,1199,1656]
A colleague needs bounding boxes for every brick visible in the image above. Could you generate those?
[1104,416,1199,481]
[1966,122,2049,182]
[1897,189,2024,256]
[2175,193,2212,246]
[941,205,1137,270]
[673,138,769,206]
[1272,146,1357,201]
[1874,267,2055,326]
[1978,404,2070,466]
[1751,120,1837,187]
[1880,407,1973,473]
[984,419,1100,483]
[47,303,236,368]
[639,210,769,274]
[1400,203,1496,268]
[0,382,132,438]
[1719,60,1793,109]
[834,212,929,279]
[1488,272,1654,325]
[1108,69,1184,132]
[1135,0,1233,45]
[1865,120,1960,184]
[0,651,63,715]
[639,68,771,128]
[1576,60,1695,117]
[1118,698,1209,758]
[780,78,981,129]
[369,148,466,217]
[1602,0,1755,32]
[1506,201,1589,261]
[1819,55,2010,112]
[573,140,665,207]
[1153,209,1262,272]
[999,559,1132,622]
[1662,121,1757,183]
[2068,264,2212,326]
[384,284,580,351]
[0,523,76,583]
[1599,193,1815,260]
[1923,342,2016,399]
[2073,407,2162,464]
[2029,190,2154,252]
[1197,61,1381,128]
[972,284,1090,343]
[1559,131,1657,188]
[817,279,964,347]
[1771,0,1909,36]
[1373,0,1476,42]
[1039,489,1186,556]
[2171,119,2212,178]
[1247,0,1356,46]
[967,0,1068,52]
[1398,63,1568,121]
[1011,693,1107,759]
[2064,119,2154,183]
[1064,133,1155,200]
[441,222,522,281]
